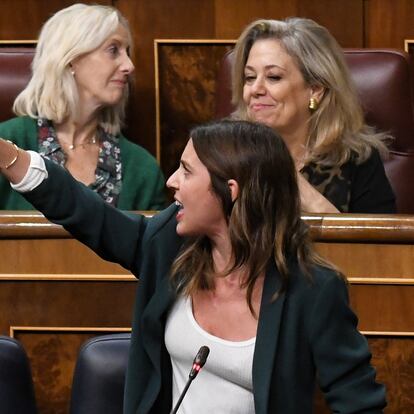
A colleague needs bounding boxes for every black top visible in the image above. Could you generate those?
[301,149,396,213]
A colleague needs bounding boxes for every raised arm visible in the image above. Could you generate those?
[0,138,151,271]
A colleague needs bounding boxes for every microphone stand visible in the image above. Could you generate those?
[170,346,210,414]
[171,377,192,414]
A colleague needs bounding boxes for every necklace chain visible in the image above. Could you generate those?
[61,136,97,150]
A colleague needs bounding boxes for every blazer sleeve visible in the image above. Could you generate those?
[307,274,386,413]
[23,159,151,272]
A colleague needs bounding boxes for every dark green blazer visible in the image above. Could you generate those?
[24,160,386,414]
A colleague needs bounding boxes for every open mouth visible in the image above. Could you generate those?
[175,200,184,222]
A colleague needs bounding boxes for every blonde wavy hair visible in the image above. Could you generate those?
[232,18,391,166]
[13,3,132,135]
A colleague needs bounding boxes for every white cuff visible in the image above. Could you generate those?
[11,151,48,193]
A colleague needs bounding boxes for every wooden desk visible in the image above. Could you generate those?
[1,212,413,413]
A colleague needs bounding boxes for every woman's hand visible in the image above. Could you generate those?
[0,138,31,184]
[297,172,340,213]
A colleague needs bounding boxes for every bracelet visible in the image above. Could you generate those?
[0,140,19,169]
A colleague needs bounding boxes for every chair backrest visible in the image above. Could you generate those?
[70,333,131,414]
[0,336,37,414]
[215,48,414,213]
[0,47,34,122]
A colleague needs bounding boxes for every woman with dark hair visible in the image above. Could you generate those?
[0,120,385,413]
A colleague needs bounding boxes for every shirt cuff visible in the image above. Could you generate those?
[11,151,48,193]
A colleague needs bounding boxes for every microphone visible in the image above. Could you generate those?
[170,346,210,414]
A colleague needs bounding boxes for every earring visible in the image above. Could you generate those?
[70,69,75,76]
[309,98,318,111]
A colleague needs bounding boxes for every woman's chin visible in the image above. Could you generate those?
[175,223,201,238]
[249,114,277,130]
[175,222,187,236]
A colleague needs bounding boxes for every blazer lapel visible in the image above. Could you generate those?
[253,261,286,414]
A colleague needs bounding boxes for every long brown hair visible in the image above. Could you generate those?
[170,120,332,313]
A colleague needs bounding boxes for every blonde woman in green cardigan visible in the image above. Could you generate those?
[0,3,165,210]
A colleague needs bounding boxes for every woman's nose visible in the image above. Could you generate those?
[121,53,135,75]
[251,77,265,95]
[166,170,179,190]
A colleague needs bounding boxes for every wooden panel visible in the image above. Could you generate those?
[0,280,136,331]
[116,0,216,155]
[155,41,234,180]
[297,0,363,47]
[17,330,99,414]
[350,285,414,332]
[214,0,298,38]
[214,0,364,47]
[0,238,130,274]
[365,0,414,48]
[316,243,414,278]
[0,0,112,39]
[370,336,414,413]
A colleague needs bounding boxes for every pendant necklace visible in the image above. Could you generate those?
[64,136,97,150]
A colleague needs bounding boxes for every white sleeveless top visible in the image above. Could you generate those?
[165,295,256,413]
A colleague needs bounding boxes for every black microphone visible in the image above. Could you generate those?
[170,346,210,414]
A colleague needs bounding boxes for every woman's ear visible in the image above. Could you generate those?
[310,85,325,102]
[227,179,239,202]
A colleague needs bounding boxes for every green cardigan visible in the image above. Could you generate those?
[23,160,386,413]
[0,117,166,210]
